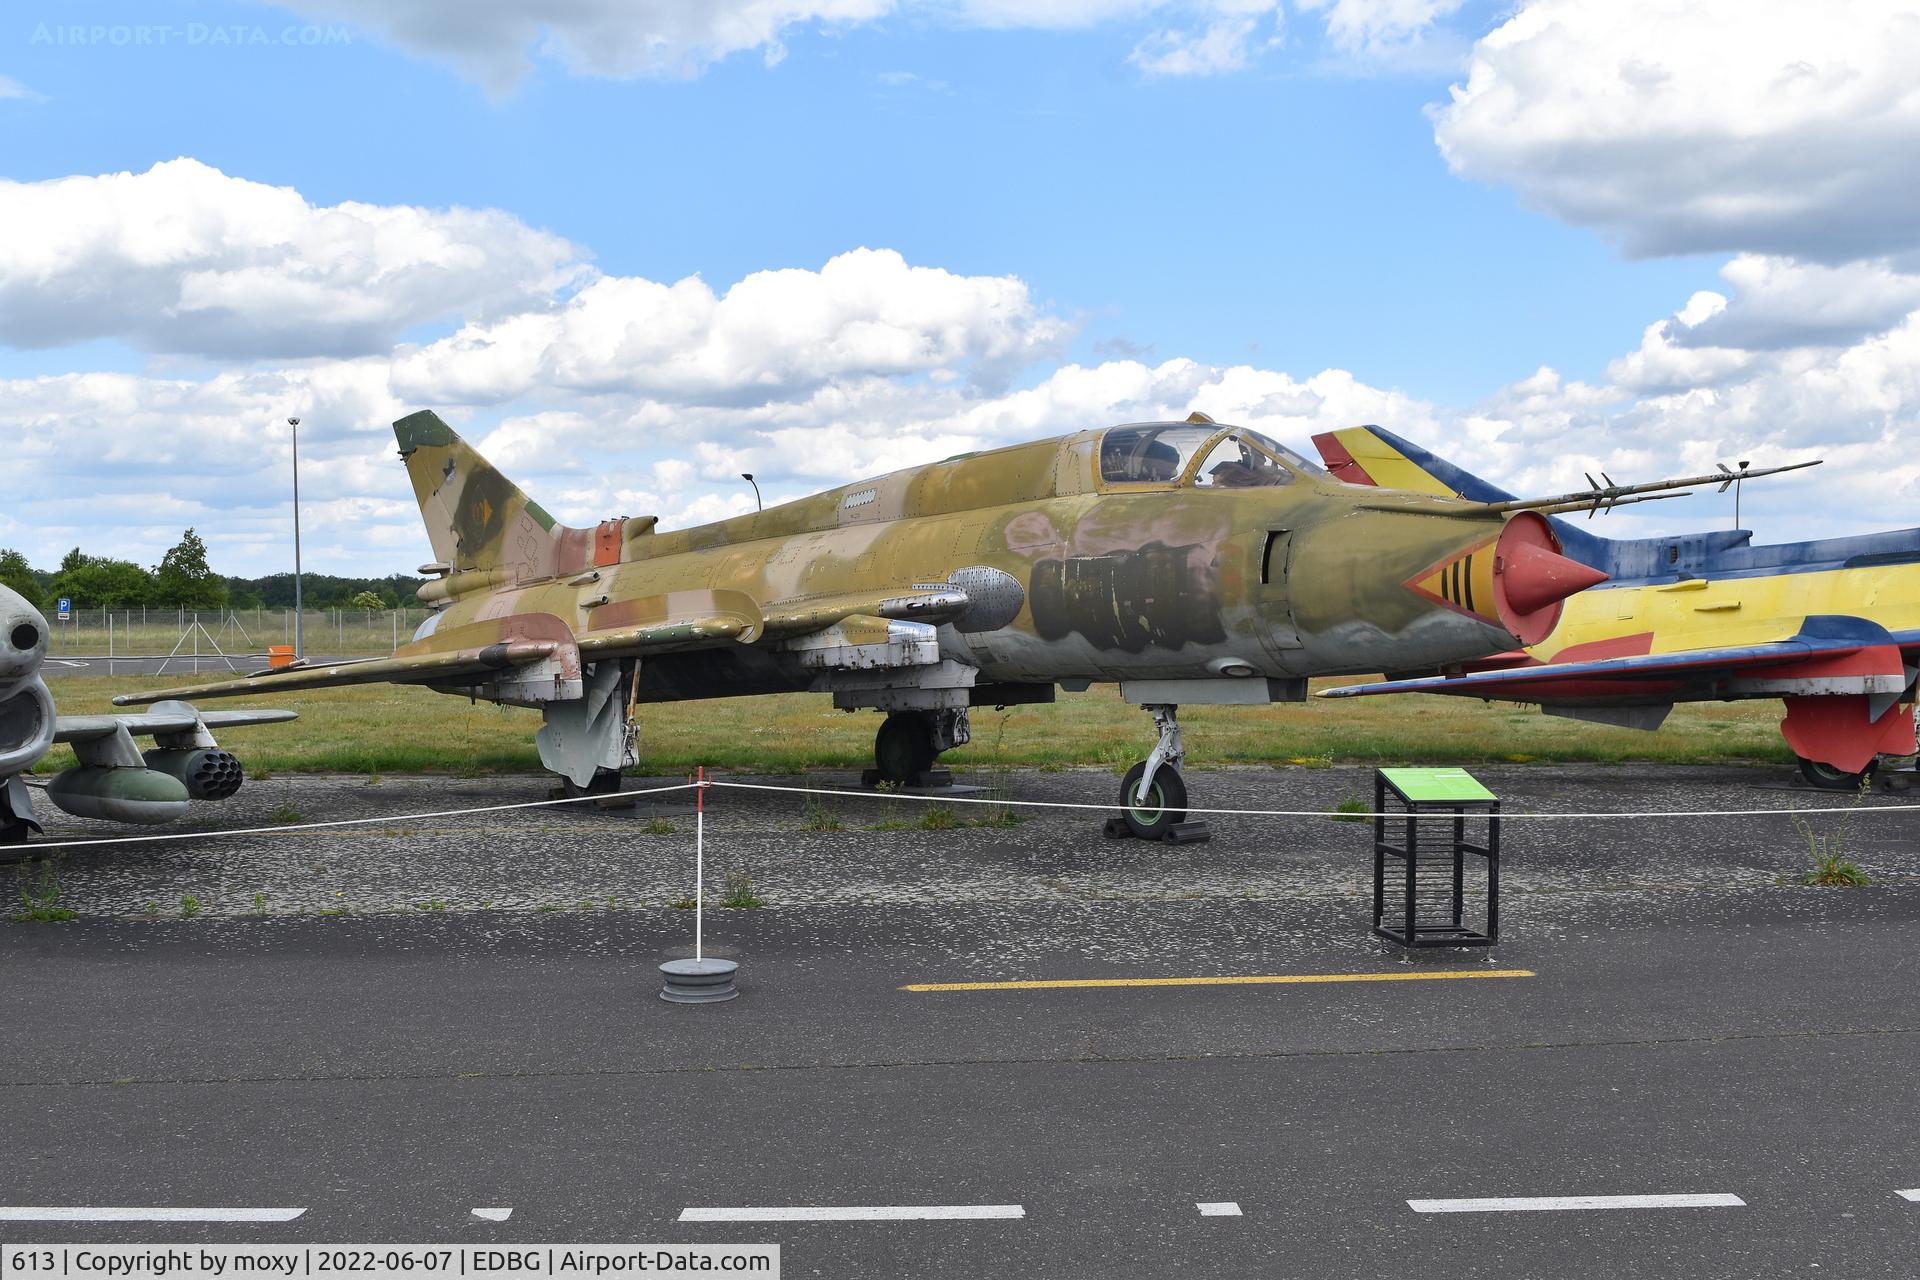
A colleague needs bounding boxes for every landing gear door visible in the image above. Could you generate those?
[1257,528,1303,655]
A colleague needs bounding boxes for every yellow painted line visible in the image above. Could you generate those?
[900,970,1535,992]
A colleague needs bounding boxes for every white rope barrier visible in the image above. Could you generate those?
[704,778,1916,822]
[11,782,702,853]
[8,770,1911,857]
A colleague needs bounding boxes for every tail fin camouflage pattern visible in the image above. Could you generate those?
[393,410,562,580]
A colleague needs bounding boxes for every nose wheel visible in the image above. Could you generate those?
[1107,704,1209,843]
[1118,759,1188,838]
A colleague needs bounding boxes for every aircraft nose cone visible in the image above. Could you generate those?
[1487,511,1608,645]
[1498,540,1610,616]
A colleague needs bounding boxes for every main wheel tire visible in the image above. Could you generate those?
[562,767,625,798]
[874,714,936,784]
[1119,761,1188,840]
[1798,755,1876,791]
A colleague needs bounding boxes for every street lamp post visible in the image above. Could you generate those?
[741,472,763,513]
[289,417,304,661]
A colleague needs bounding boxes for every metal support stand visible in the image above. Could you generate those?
[1372,767,1500,948]
[661,767,740,1003]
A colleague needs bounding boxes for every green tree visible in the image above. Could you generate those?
[153,528,228,610]
[0,549,36,603]
[347,590,384,609]
[47,552,154,610]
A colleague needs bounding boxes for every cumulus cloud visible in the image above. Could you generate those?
[1604,292,1757,395]
[11,270,1920,574]
[0,342,1446,573]
[0,360,415,573]
[267,0,1309,88]
[274,0,893,92]
[1407,0,1920,535]
[1296,0,1461,57]
[1439,310,1920,541]
[0,158,586,359]
[389,247,1072,407]
[1432,0,1920,261]
[1128,2,1282,78]
[1679,255,1920,353]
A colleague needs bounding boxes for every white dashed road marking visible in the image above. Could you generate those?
[1196,1202,1242,1217]
[0,1207,307,1222]
[1896,1190,1920,1202]
[679,1205,1025,1222]
[1409,1194,1745,1214]
[471,1208,513,1221]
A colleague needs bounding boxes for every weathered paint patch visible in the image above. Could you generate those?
[1029,544,1228,652]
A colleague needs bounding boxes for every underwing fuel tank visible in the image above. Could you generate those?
[46,766,191,825]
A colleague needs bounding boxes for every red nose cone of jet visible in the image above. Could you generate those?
[1500,540,1610,615]
[1492,512,1609,645]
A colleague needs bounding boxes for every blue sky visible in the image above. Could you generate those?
[3,0,1917,574]
[6,0,1712,398]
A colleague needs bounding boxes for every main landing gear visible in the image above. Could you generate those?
[867,708,970,787]
[1106,704,1210,843]
[560,767,626,799]
[1,777,40,856]
[1797,755,1877,791]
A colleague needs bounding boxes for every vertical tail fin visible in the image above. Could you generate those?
[393,410,561,578]
[1312,425,1612,567]
[1310,426,1519,503]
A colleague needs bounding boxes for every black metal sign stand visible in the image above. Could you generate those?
[1372,768,1500,948]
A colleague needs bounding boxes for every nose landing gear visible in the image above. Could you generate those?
[1107,703,1210,843]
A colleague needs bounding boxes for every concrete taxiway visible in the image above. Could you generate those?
[3,764,1918,1278]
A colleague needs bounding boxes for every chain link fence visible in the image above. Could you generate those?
[44,607,429,659]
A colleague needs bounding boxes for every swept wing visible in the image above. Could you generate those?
[114,584,975,707]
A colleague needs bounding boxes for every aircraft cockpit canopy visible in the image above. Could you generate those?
[1097,423,1321,489]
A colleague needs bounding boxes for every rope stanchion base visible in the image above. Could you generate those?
[660,957,739,1004]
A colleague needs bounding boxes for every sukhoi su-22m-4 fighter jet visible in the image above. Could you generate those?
[122,411,1773,837]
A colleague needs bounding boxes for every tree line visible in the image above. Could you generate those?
[0,530,425,612]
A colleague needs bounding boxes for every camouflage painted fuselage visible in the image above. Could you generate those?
[119,413,1614,787]
[403,422,1546,705]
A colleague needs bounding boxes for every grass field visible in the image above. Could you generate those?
[34,675,1797,775]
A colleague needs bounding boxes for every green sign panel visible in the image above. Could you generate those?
[1378,767,1497,805]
